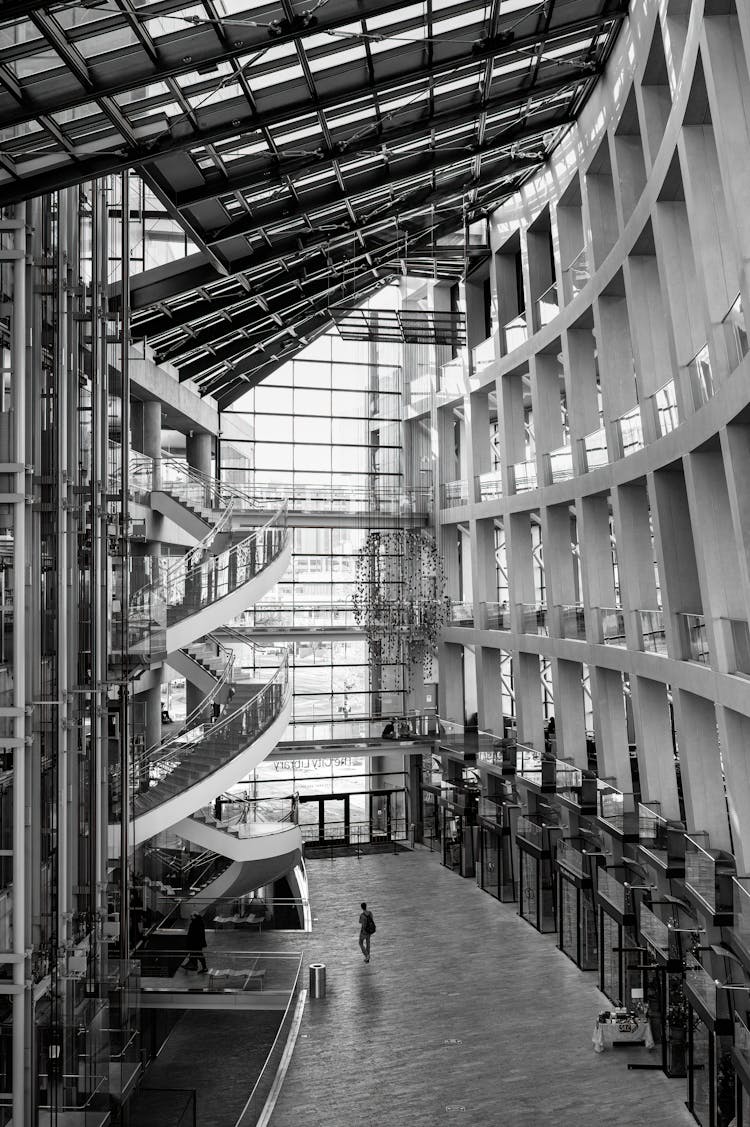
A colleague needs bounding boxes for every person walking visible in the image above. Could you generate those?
[358,901,375,963]
[185,911,208,972]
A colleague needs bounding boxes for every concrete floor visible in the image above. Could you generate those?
[267,845,696,1127]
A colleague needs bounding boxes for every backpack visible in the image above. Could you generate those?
[365,912,376,935]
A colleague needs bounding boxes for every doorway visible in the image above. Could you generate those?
[298,793,351,845]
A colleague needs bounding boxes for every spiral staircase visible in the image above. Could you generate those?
[110,455,301,900]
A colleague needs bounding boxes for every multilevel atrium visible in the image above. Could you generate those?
[4,0,750,1125]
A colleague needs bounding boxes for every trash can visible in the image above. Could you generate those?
[309,962,326,999]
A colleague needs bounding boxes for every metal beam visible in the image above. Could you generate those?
[197,127,557,250]
[0,9,623,210]
[0,2,625,131]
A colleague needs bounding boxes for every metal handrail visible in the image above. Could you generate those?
[133,650,289,812]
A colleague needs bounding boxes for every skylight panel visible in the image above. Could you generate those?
[248,63,305,90]
[432,13,485,38]
[274,126,323,148]
[325,104,376,130]
[366,4,425,32]
[143,7,205,39]
[541,37,594,62]
[308,44,367,74]
[434,71,483,97]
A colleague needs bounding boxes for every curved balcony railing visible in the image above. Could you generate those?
[160,454,262,514]
[132,647,289,818]
[122,504,288,661]
[150,636,236,754]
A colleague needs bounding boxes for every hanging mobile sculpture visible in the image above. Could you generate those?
[352,529,447,686]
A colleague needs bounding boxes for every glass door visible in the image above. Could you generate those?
[479,826,500,899]
[298,793,350,845]
[323,794,349,845]
[370,791,392,843]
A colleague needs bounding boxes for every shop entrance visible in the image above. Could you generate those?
[298,793,351,845]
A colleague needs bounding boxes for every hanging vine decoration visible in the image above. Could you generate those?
[352,529,447,685]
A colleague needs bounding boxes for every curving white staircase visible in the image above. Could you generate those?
[109,458,297,902]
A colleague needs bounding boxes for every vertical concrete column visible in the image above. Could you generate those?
[717,706,750,873]
[649,467,701,655]
[439,643,464,722]
[630,676,679,819]
[577,494,616,638]
[515,651,544,751]
[589,667,631,790]
[673,690,730,848]
[476,647,502,734]
[564,328,600,472]
[684,449,744,672]
[552,659,587,769]
[186,431,212,477]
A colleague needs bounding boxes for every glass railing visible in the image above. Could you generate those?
[727,617,750,676]
[557,603,586,640]
[242,480,433,515]
[154,635,236,747]
[160,455,230,513]
[556,839,587,880]
[544,444,574,484]
[234,953,304,1127]
[503,312,528,353]
[471,334,496,371]
[437,717,503,760]
[648,378,680,438]
[688,343,714,408]
[482,600,511,630]
[509,459,537,493]
[233,602,358,631]
[596,869,626,915]
[108,440,154,503]
[554,760,588,806]
[449,600,474,627]
[132,650,289,816]
[136,948,302,997]
[685,834,728,916]
[653,379,679,436]
[599,607,626,646]
[684,955,719,1023]
[735,1013,750,1076]
[519,602,548,635]
[677,612,710,664]
[476,469,503,501]
[638,801,670,858]
[579,425,608,471]
[516,744,555,790]
[439,354,467,397]
[638,609,667,655]
[441,479,469,508]
[155,893,310,933]
[536,281,559,327]
[597,784,627,833]
[732,877,750,956]
[615,405,644,457]
[516,814,544,849]
[722,292,748,371]
[562,247,591,300]
[163,504,288,631]
[639,903,671,960]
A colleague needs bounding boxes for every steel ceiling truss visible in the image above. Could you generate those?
[0,0,629,401]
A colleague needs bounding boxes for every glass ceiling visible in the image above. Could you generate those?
[0,0,629,405]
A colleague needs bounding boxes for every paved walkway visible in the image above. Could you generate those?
[268,846,696,1127]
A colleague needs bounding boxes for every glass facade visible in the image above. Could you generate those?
[224,318,419,737]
